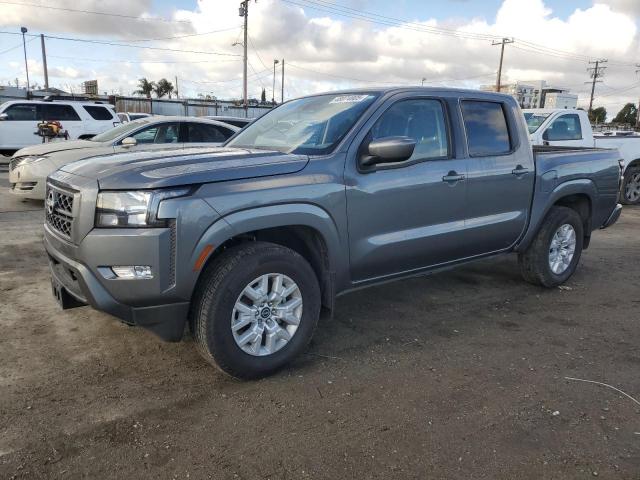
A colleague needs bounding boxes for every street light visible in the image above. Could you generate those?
[21,27,30,91]
[272,59,279,104]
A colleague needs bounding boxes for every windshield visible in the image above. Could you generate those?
[226,93,378,155]
[90,119,151,143]
[524,112,551,134]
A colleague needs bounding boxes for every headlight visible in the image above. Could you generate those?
[95,187,191,228]
[15,155,48,167]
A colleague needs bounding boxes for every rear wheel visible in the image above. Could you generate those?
[519,206,584,287]
[621,167,640,205]
[190,242,321,379]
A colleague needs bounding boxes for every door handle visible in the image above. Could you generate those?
[442,172,465,184]
[512,166,529,177]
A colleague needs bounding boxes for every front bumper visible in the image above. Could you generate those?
[9,161,50,200]
[44,225,190,342]
[601,203,622,229]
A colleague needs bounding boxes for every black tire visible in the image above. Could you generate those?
[518,206,584,288]
[621,166,640,205]
[190,241,321,379]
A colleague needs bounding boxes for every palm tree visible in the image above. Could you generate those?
[154,78,175,99]
[135,78,155,98]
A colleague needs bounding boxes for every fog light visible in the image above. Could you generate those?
[111,266,153,279]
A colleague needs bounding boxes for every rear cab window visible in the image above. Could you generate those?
[83,105,116,121]
[461,100,512,156]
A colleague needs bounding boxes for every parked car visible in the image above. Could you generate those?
[9,116,238,199]
[0,100,121,155]
[524,108,640,205]
[117,112,152,123]
[45,88,622,379]
[204,116,253,128]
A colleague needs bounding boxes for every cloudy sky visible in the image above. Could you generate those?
[1,0,639,117]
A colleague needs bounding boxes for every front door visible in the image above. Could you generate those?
[1,103,40,149]
[345,97,469,283]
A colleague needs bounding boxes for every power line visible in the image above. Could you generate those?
[47,55,242,65]
[0,0,192,24]
[0,31,242,57]
[0,36,36,55]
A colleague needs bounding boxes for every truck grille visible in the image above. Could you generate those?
[45,184,75,239]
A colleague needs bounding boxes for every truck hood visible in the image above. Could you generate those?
[14,139,102,157]
[59,147,310,190]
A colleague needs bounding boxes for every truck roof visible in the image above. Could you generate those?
[303,86,515,102]
[522,108,583,114]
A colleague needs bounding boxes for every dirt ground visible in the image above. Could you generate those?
[1,169,639,480]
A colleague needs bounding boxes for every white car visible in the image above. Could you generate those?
[117,112,152,123]
[524,108,640,204]
[0,100,121,155]
[9,116,239,200]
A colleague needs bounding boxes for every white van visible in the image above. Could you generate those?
[0,100,120,155]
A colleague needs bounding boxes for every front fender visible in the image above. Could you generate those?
[186,203,347,294]
[515,179,597,252]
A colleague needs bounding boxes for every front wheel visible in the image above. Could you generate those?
[190,242,321,379]
[518,206,584,287]
[621,167,640,205]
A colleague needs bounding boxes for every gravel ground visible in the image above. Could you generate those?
[1,170,639,479]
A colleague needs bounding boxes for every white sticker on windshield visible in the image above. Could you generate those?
[329,94,371,104]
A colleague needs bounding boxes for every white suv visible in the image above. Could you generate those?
[0,100,120,155]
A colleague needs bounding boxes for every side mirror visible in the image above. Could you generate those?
[0,113,8,121]
[361,136,416,167]
[121,137,137,147]
[542,130,550,141]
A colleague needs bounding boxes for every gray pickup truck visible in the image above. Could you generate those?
[45,88,622,378]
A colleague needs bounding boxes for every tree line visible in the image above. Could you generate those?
[589,103,638,126]
[135,78,175,99]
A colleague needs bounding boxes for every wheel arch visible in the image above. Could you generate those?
[516,179,596,252]
[188,204,345,312]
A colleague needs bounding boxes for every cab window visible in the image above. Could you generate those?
[370,98,449,162]
[186,123,234,143]
[42,104,81,121]
[544,114,582,141]
[129,123,179,144]
[3,104,38,121]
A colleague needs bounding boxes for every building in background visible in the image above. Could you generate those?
[480,80,578,109]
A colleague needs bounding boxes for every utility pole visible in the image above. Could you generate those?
[492,37,514,92]
[586,59,607,117]
[272,59,279,104]
[20,27,30,92]
[40,34,49,90]
[239,0,250,115]
[281,58,284,103]
[175,75,179,99]
[635,64,640,130]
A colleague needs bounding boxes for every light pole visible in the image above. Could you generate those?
[421,77,426,86]
[21,27,30,91]
[272,59,279,104]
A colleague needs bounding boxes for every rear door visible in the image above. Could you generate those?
[41,104,83,140]
[0,103,40,149]
[345,94,470,282]
[462,99,534,255]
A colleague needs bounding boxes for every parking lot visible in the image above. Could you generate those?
[0,168,639,479]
